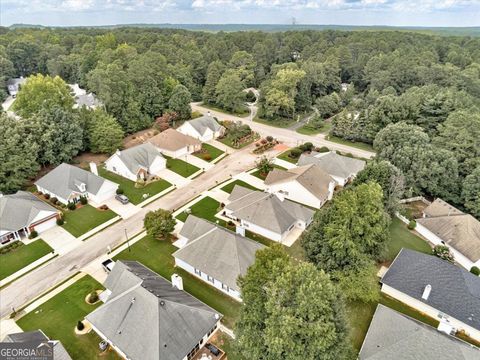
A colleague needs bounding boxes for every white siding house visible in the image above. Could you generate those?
[177,114,225,142]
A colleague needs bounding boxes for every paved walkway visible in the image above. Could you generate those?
[235,171,267,190]
[41,226,81,255]
[156,168,191,187]
[273,157,297,170]
[99,197,141,219]
[185,154,214,171]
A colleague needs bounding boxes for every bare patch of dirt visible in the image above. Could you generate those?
[123,127,158,149]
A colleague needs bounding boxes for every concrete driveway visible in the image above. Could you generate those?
[157,168,191,187]
[185,154,214,170]
[41,226,81,255]
[101,196,141,219]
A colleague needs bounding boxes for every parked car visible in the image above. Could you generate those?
[115,194,129,204]
[102,259,115,273]
[205,343,220,356]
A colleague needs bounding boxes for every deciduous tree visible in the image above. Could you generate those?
[144,209,176,240]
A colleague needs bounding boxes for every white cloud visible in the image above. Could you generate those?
[61,0,94,10]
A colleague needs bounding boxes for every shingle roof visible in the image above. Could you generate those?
[297,151,365,180]
[0,191,58,232]
[381,249,480,332]
[185,115,223,136]
[173,216,264,291]
[112,143,164,175]
[179,214,217,241]
[225,185,314,234]
[86,261,221,360]
[76,93,101,108]
[148,128,201,151]
[359,304,480,360]
[417,214,480,262]
[35,163,115,200]
[264,164,334,201]
[3,330,73,360]
[423,198,464,218]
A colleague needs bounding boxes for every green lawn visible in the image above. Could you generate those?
[17,275,119,360]
[201,103,250,117]
[0,240,53,280]
[296,122,332,135]
[276,149,299,164]
[194,143,224,162]
[250,164,286,180]
[218,134,258,149]
[254,116,296,128]
[62,204,117,238]
[98,168,172,205]
[113,235,241,328]
[176,196,221,223]
[326,135,375,152]
[165,155,200,177]
[221,180,259,194]
[384,218,432,262]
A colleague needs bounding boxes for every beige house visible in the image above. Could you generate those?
[148,128,201,158]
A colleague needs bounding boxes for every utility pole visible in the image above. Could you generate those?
[124,228,131,252]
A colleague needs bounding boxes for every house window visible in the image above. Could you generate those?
[207,275,214,284]
[221,283,230,292]
[194,268,202,276]
[112,166,117,172]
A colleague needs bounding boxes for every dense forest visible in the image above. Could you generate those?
[0,27,479,217]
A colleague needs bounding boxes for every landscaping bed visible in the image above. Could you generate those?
[113,235,241,328]
[175,196,221,223]
[218,121,259,149]
[62,204,117,238]
[165,155,200,177]
[250,164,285,180]
[193,143,224,162]
[0,240,53,280]
[17,275,117,360]
[221,180,259,194]
[98,168,172,205]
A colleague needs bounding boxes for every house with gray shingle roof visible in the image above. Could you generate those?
[381,249,480,343]
[415,198,480,271]
[105,143,166,182]
[0,191,60,245]
[3,330,73,360]
[6,77,26,97]
[224,185,314,244]
[359,304,480,360]
[264,164,335,209]
[297,151,366,186]
[177,113,225,142]
[85,261,221,360]
[173,216,264,301]
[35,163,118,206]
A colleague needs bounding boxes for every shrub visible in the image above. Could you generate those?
[318,146,329,153]
[260,138,268,145]
[89,290,99,303]
[407,220,416,230]
[28,230,38,239]
[56,218,64,226]
[203,154,212,161]
[100,205,109,210]
[471,266,480,276]
[67,202,76,211]
[80,196,87,205]
[289,148,302,158]
[116,188,124,195]
[245,90,256,103]
[266,135,274,142]
[50,197,58,205]
[299,142,314,152]
[77,321,85,331]
[44,193,50,200]
[432,245,454,262]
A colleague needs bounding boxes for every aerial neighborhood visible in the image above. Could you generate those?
[1,21,480,360]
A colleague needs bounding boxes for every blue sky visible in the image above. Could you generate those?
[1,0,479,27]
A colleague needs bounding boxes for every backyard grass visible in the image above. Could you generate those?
[175,196,221,223]
[221,180,259,194]
[194,143,224,162]
[250,164,286,180]
[165,155,201,177]
[113,234,241,328]
[98,168,172,205]
[17,275,119,360]
[326,135,375,152]
[0,240,53,280]
[62,204,117,238]
[254,116,296,128]
[384,217,432,262]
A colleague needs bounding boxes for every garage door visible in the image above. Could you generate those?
[34,217,57,233]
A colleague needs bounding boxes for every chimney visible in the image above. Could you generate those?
[89,162,98,176]
[171,274,183,290]
[236,225,245,237]
[422,284,432,301]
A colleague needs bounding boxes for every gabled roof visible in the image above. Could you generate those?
[417,214,480,262]
[35,163,116,200]
[179,214,217,241]
[6,78,26,88]
[0,191,58,232]
[297,151,365,180]
[86,261,221,360]
[382,249,480,332]
[173,216,264,291]
[264,164,334,201]
[148,128,201,151]
[423,198,464,218]
[226,185,314,234]
[111,143,164,175]
[359,304,480,360]
[3,330,73,360]
[184,115,223,136]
